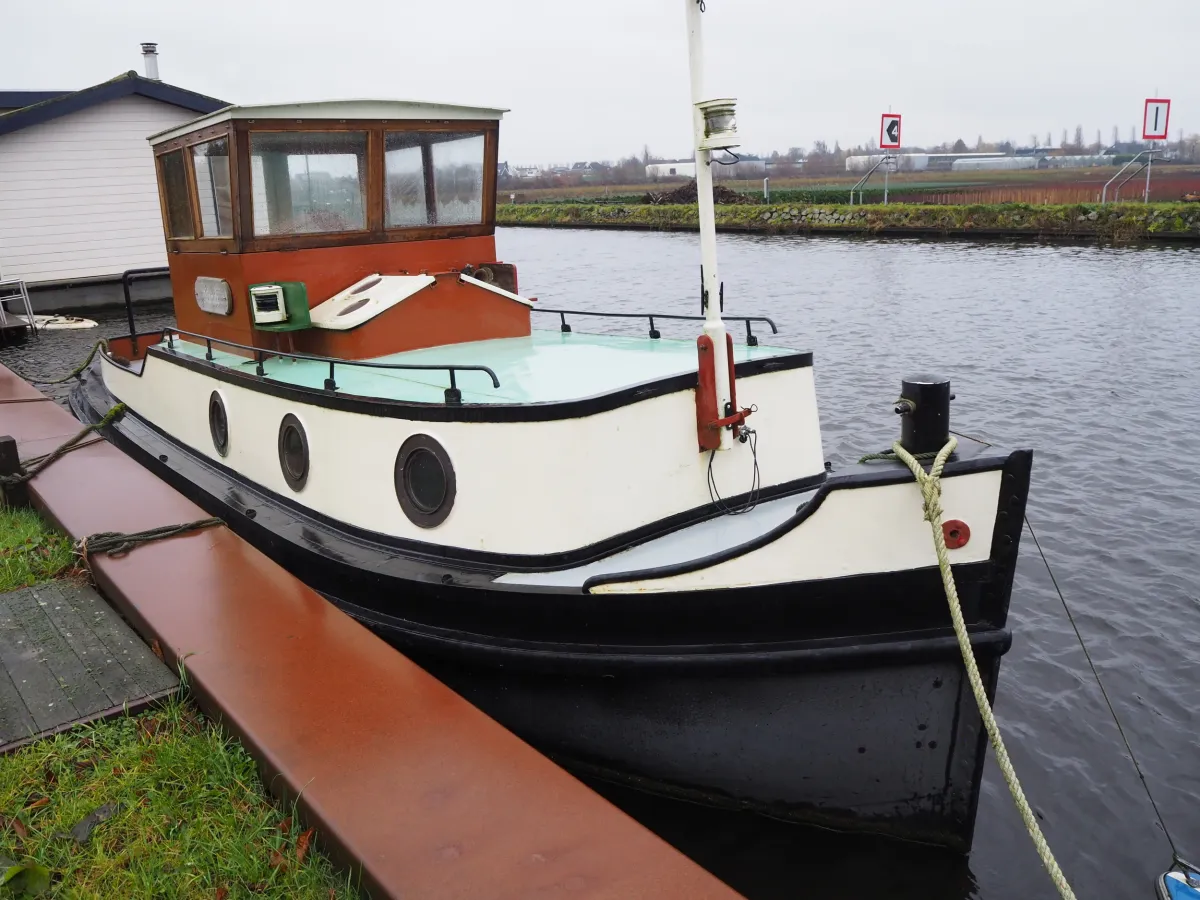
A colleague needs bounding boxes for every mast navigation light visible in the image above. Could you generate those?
[697,98,739,151]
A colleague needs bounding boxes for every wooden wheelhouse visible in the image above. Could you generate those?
[147,101,527,360]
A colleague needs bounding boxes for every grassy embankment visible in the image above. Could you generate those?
[499,201,1200,241]
[0,507,351,898]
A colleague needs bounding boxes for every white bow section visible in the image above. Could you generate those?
[309,274,436,331]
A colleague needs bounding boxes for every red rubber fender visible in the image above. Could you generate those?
[943,519,971,550]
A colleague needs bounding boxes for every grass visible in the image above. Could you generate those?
[498,200,1200,241]
[0,509,353,897]
[0,508,75,593]
[0,696,354,898]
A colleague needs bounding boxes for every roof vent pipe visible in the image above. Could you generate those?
[141,43,160,81]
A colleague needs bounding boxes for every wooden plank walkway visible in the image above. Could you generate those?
[0,581,178,753]
[0,363,742,900]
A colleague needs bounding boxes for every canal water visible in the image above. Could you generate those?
[5,228,1198,899]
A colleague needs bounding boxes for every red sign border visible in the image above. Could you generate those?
[880,113,902,150]
[1142,98,1171,141]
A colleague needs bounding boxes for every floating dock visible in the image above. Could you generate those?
[0,363,742,900]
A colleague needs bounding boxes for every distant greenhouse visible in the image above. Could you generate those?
[951,156,1039,172]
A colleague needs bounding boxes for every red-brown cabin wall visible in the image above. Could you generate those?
[166,235,529,359]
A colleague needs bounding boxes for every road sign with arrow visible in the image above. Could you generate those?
[880,114,902,150]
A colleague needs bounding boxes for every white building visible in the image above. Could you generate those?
[646,160,696,179]
[0,57,226,311]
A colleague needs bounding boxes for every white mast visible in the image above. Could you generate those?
[685,0,735,451]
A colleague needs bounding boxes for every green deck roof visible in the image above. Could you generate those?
[166,329,796,405]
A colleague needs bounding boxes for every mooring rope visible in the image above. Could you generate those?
[891,437,1076,900]
[76,517,224,559]
[9,339,109,385]
[0,403,126,488]
[1025,515,1182,864]
[858,448,940,464]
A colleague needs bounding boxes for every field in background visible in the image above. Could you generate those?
[505,166,1200,206]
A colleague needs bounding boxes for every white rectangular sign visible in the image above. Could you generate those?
[1143,99,1171,140]
[880,114,902,150]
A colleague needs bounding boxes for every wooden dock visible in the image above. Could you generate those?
[0,581,178,753]
[0,363,742,900]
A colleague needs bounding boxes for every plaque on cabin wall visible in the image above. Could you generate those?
[195,277,233,316]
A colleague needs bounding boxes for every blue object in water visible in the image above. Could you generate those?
[1158,858,1200,900]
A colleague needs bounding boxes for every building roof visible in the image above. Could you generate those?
[0,90,71,109]
[148,99,510,145]
[0,71,226,138]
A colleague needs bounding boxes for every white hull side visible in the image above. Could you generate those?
[101,352,824,557]
[588,469,1001,593]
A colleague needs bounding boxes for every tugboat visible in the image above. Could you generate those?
[72,2,1031,850]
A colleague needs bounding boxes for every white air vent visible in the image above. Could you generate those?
[250,285,287,324]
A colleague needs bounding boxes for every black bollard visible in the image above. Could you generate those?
[0,435,28,508]
[895,375,952,455]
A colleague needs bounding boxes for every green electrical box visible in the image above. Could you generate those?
[248,281,312,332]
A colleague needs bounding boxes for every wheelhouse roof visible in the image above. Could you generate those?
[148,99,509,145]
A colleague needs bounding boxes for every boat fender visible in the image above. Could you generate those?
[1158,858,1200,900]
[942,519,970,549]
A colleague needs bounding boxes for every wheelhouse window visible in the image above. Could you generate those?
[158,150,193,238]
[192,137,233,237]
[249,131,367,236]
[385,132,485,228]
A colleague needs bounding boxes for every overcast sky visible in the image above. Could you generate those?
[9,0,1199,163]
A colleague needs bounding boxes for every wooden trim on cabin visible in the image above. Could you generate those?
[153,154,176,247]
[157,119,500,255]
[167,238,238,254]
[235,122,254,253]
[153,122,234,156]
[483,127,498,229]
[242,223,493,253]
[182,136,205,241]
[366,129,384,234]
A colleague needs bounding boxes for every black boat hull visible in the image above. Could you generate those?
[72,369,1029,850]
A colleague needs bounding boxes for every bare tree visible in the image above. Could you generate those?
[1073,125,1084,150]
[1112,125,1119,147]
[1061,128,1069,149]
[1045,132,1052,149]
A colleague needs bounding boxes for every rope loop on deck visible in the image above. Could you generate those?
[76,518,224,559]
[892,436,1075,900]
[858,448,940,465]
[0,403,126,489]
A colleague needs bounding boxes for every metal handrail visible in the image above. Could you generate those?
[153,327,501,406]
[121,267,170,356]
[532,307,778,347]
[848,154,893,206]
[1101,150,1157,204]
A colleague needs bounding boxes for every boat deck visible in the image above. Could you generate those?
[166,329,796,404]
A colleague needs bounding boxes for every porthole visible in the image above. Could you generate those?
[208,391,229,457]
[277,414,309,491]
[395,434,455,528]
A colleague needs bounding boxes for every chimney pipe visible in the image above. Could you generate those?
[141,43,160,81]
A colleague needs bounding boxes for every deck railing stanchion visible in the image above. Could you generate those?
[255,351,265,377]
[445,370,462,406]
[325,362,337,392]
